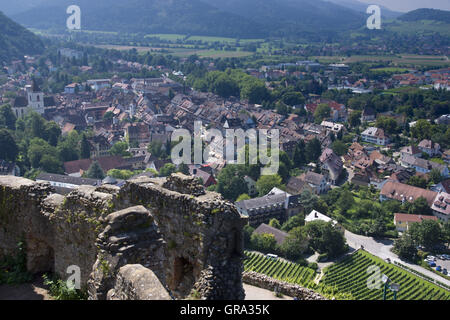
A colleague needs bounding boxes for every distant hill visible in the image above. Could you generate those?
[324,0,401,19]
[0,11,44,64]
[0,0,45,15]
[398,8,450,23]
[11,0,267,38]
[385,8,450,38]
[206,0,365,38]
[10,0,365,40]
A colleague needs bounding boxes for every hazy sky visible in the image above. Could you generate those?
[357,0,450,12]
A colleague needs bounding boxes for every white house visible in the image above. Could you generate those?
[87,79,111,91]
[64,83,79,94]
[418,139,440,157]
[305,210,338,226]
[361,127,390,146]
[431,192,450,223]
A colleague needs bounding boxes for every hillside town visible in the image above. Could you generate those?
[0,0,450,302]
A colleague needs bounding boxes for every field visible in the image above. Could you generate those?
[92,44,254,58]
[386,20,450,38]
[320,250,450,300]
[370,67,411,73]
[244,252,316,287]
[309,54,449,67]
[145,34,186,41]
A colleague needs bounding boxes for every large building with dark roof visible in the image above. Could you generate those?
[380,181,437,206]
[235,189,302,227]
[36,172,100,194]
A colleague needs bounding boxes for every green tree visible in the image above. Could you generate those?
[256,174,283,196]
[107,169,138,180]
[43,121,61,147]
[240,81,269,104]
[148,141,165,159]
[236,193,251,202]
[27,138,56,169]
[443,222,450,246]
[299,189,318,215]
[375,116,398,135]
[159,163,177,177]
[268,218,281,229]
[280,226,309,260]
[348,110,361,127]
[177,163,190,175]
[407,196,432,215]
[314,104,331,123]
[331,140,348,156]
[410,119,433,140]
[409,219,443,250]
[215,165,248,201]
[429,168,443,184]
[0,129,18,161]
[211,73,239,98]
[85,161,105,179]
[393,233,418,261]
[39,154,63,174]
[243,225,255,248]
[281,214,305,232]
[305,138,322,163]
[0,104,17,130]
[305,220,347,258]
[58,131,81,162]
[250,233,278,254]
[281,91,305,106]
[27,112,46,139]
[407,175,428,189]
[293,140,306,167]
[80,134,91,159]
[110,141,131,157]
[337,190,355,214]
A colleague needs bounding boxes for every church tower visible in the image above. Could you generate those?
[26,79,44,115]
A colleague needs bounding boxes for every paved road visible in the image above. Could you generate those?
[244,284,293,300]
[344,230,450,287]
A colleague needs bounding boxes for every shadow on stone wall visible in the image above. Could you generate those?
[0,173,247,300]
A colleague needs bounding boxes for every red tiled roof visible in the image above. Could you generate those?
[394,213,438,223]
[381,181,437,205]
[64,156,127,174]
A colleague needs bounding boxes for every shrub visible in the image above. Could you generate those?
[318,253,328,262]
[0,241,32,285]
[42,274,87,300]
[296,258,308,266]
[308,262,318,271]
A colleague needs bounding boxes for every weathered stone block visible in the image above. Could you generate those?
[107,264,172,300]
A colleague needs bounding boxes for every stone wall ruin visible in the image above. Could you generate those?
[0,173,247,300]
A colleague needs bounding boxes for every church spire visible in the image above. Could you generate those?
[31,78,41,92]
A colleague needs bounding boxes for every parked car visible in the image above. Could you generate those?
[443,254,450,260]
[428,261,436,267]
[427,256,437,261]
[443,268,448,275]
[266,254,278,260]
[436,266,442,272]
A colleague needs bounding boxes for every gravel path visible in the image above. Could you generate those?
[0,276,52,300]
[244,284,293,300]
